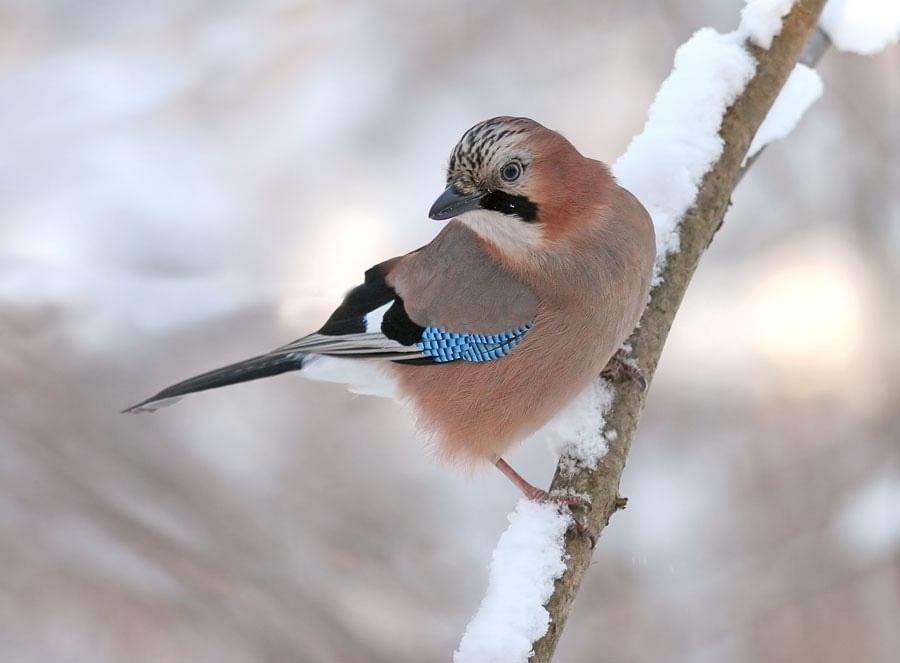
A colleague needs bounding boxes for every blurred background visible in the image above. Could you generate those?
[1,1,898,661]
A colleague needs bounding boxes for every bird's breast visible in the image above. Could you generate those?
[389,308,617,466]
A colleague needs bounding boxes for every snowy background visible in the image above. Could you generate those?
[1,1,898,661]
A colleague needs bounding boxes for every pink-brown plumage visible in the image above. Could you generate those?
[126,117,655,509]
[389,132,655,464]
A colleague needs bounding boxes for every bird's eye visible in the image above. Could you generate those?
[500,161,522,182]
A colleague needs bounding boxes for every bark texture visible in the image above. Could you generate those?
[531,2,829,661]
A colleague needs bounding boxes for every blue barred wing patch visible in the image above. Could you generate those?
[416,321,533,363]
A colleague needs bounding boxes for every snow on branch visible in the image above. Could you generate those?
[747,62,823,159]
[454,502,569,663]
[613,27,756,280]
[455,1,838,661]
[821,0,900,55]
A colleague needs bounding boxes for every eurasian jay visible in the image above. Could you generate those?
[126,116,656,507]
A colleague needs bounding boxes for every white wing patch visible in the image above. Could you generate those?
[364,300,394,333]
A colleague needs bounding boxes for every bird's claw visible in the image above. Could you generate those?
[600,349,647,391]
[525,488,596,546]
[525,487,591,512]
[569,518,597,548]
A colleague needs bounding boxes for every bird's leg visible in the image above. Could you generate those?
[494,458,595,544]
[494,458,588,507]
[600,348,647,391]
[494,458,591,509]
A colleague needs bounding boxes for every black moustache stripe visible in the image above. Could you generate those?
[480,191,539,222]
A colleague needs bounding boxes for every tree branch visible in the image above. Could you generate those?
[736,24,831,185]
[531,2,829,661]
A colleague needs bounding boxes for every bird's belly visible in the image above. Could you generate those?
[300,355,399,398]
[390,317,616,466]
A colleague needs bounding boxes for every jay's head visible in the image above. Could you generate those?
[429,117,611,259]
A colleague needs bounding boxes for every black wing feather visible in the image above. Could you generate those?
[316,259,426,348]
[318,262,396,336]
[125,254,436,413]
[123,352,306,413]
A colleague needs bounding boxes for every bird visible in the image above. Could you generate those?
[126,116,656,512]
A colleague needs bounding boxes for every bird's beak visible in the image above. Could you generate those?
[428,185,484,220]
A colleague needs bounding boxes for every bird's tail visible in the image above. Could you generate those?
[123,352,306,413]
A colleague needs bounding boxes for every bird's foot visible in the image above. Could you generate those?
[494,457,596,546]
[570,518,597,548]
[521,485,591,510]
[601,348,647,391]
[526,487,596,546]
